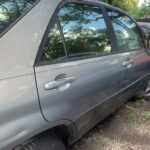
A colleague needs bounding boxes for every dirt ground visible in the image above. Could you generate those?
[71,99,150,150]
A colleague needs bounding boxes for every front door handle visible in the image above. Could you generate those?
[123,59,133,67]
[123,61,128,67]
[45,77,76,90]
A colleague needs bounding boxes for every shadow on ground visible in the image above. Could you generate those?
[71,99,150,150]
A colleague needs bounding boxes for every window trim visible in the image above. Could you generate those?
[36,51,120,67]
[103,5,146,52]
[34,17,67,66]
[35,0,116,67]
[0,0,40,39]
[56,16,69,58]
[100,5,118,51]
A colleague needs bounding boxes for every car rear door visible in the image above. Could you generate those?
[106,8,150,96]
[34,1,125,136]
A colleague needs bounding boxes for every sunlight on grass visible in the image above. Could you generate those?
[143,112,150,120]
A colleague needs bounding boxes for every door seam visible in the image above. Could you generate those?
[33,67,49,122]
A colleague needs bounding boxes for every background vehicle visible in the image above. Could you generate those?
[138,22,150,38]
[0,0,150,150]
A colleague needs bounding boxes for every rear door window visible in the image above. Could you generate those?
[40,19,66,62]
[0,0,38,35]
[38,2,112,65]
[58,3,112,58]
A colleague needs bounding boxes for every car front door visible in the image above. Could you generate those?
[106,8,150,96]
[34,2,125,137]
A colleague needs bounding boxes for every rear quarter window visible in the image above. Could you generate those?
[0,0,38,36]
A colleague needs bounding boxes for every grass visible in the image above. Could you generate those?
[143,111,150,120]
[126,99,149,123]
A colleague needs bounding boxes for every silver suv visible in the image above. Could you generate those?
[0,0,150,150]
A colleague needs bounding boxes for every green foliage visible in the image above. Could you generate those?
[143,111,150,120]
[101,0,139,18]
[134,2,150,19]
[102,0,150,19]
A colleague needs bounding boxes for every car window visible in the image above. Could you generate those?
[40,19,66,62]
[107,9,143,51]
[140,25,150,34]
[0,0,37,35]
[58,3,112,58]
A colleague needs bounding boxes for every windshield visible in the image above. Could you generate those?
[0,0,38,35]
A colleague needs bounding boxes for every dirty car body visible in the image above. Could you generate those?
[0,0,150,149]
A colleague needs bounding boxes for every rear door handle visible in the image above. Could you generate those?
[45,77,76,90]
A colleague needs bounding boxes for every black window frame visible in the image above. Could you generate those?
[103,5,146,53]
[0,0,40,38]
[35,0,120,67]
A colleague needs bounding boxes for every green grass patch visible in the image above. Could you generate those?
[126,99,146,123]
[135,99,145,106]
[143,112,150,120]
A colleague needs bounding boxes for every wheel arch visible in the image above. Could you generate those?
[14,120,77,149]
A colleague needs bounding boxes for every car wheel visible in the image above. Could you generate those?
[18,134,66,150]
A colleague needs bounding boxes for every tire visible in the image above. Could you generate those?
[19,134,66,150]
